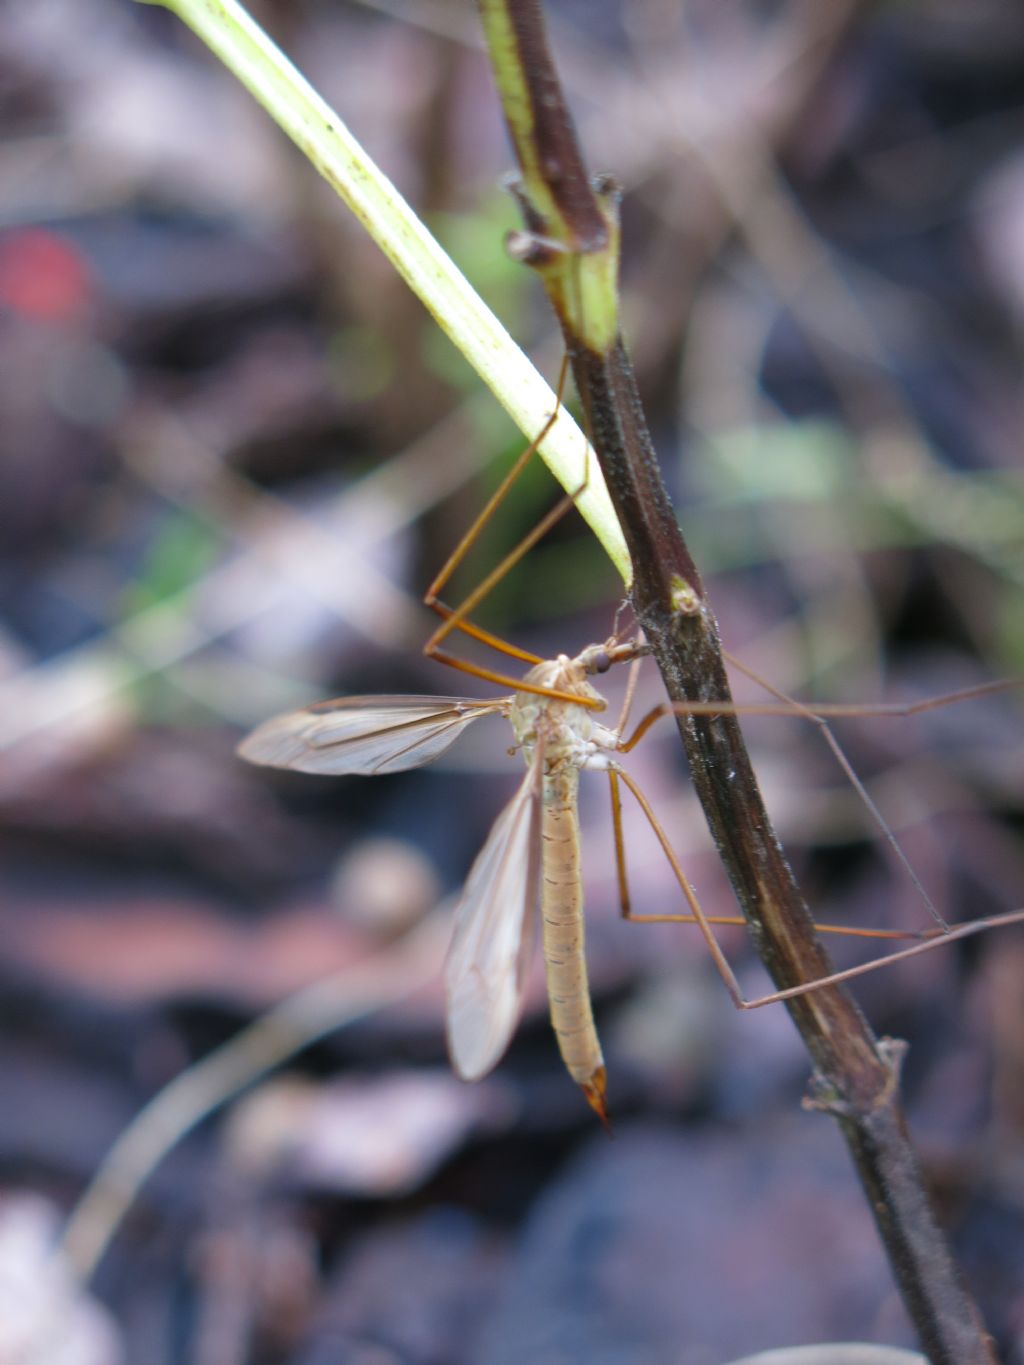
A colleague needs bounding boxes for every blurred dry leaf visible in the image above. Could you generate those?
[1,897,386,1007]
[2,0,286,217]
[0,1194,122,1365]
[974,151,1024,320]
[723,1349,925,1365]
[0,728,316,883]
[226,1071,508,1195]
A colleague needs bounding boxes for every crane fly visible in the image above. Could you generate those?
[240,357,674,1121]
[239,358,1024,1120]
[239,638,644,1121]
[237,631,1024,1123]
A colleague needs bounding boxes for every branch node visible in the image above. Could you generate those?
[670,575,702,617]
[804,1037,908,1118]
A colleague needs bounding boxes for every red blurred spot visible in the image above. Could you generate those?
[0,228,93,323]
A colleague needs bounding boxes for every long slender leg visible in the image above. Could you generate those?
[612,651,645,737]
[612,764,748,1008]
[721,652,948,928]
[418,353,607,706]
[423,645,597,703]
[423,353,571,623]
[423,354,578,664]
[741,909,1024,1009]
[423,483,597,704]
[612,763,1024,1008]
[608,768,631,920]
[618,677,1024,751]
[607,768,906,940]
[618,673,1024,930]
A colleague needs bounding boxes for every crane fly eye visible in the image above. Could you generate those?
[592,649,611,674]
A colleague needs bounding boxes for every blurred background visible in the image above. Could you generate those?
[1,1,1023,1361]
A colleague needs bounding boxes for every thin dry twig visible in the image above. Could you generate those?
[60,910,449,1284]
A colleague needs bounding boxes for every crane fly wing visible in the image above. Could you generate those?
[445,741,545,1082]
[238,696,506,776]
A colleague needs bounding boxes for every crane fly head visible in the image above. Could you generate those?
[578,637,649,676]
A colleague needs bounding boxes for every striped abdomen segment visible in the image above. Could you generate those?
[541,769,607,1118]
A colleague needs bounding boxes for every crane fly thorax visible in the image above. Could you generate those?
[509,654,606,774]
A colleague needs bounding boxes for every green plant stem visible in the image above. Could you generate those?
[142,0,629,581]
[475,1,998,1360]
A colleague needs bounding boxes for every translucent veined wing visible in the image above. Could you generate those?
[238,695,507,776]
[445,741,544,1081]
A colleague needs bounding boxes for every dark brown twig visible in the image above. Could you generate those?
[475,1,997,1359]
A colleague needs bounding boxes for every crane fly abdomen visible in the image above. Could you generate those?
[541,767,607,1120]
[506,654,613,1121]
